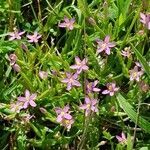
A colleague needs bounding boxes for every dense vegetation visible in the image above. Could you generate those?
[0,0,150,149]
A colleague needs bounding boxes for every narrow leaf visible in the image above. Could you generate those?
[117,93,150,133]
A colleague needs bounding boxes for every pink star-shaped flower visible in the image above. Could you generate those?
[96,36,116,55]
[17,90,37,109]
[58,16,75,30]
[27,32,41,43]
[70,56,89,74]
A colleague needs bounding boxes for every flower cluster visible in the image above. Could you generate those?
[9,29,41,43]
[61,56,88,91]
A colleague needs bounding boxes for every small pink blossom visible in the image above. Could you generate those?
[121,47,132,58]
[17,90,37,109]
[58,16,75,30]
[21,113,35,124]
[80,97,98,116]
[39,71,48,80]
[55,105,74,130]
[61,72,81,90]
[8,54,21,72]
[96,36,116,55]
[102,83,119,96]
[8,54,17,65]
[86,80,101,94]
[116,132,127,144]
[135,62,142,68]
[12,64,21,72]
[70,56,89,74]
[9,29,25,41]
[27,31,41,43]
[129,66,143,82]
[55,105,72,122]
[140,12,150,30]
[10,102,23,113]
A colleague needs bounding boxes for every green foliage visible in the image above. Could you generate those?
[0,0,150,149]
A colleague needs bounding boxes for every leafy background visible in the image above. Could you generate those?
[0,0,150,149]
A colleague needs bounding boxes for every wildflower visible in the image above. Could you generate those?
[21,113,35,124]
[8,54,21,72]
[12,64,21,72]
[102,83,119,96]
[129,66,143,82]
[61,73,81,90]
[96,36,116,55]
[58,16,75,30]
[121,47,132,58]
[39,71,48,80]
[140,12,150,30]
[17,90,37,109]
[86,80,101,94]
[27,31,41,43]
[70,56,89,74]
[55,105,74,130]
[116,132,127,144]
[135,61,142,68]
[61,118,74,131]
[9,54,17,65]
[138,81,149,92]
[80,97,98,116]
[55,105,72,122]
[10,102,23,113]
[9,29,25,41]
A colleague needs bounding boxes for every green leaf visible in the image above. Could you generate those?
[119,13,124,26]
[77,0,90,17]
[117,93,150,133]
[139,147,149,150]
[131,44,150,79]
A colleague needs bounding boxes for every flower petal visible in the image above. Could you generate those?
[29,100,37,107]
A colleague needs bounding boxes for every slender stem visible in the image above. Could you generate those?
[132,96,141,147]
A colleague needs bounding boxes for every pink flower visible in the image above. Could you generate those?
[10,102,23,113]
[55,105,72,122]
[12,64,21,72]
[61,73,81,90]
[96,36,116,55]
[140,12,150,30]
[102,83,119,96]
[121,47,132,58]
[86,80,101,94]
[39,71,48,80]
[8,54,21,72]
[55,105,74,131]
[21,113,35,124]
[70,56,89,74]
[80,97,98,116]
[27,31,41,43]
[17,90,37,109]
[129,66,143,82]
[61,118,74,131]
[9,29,25,41]
[58,16,75,30]
[8,54,17,65]
[116,132,127,144]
